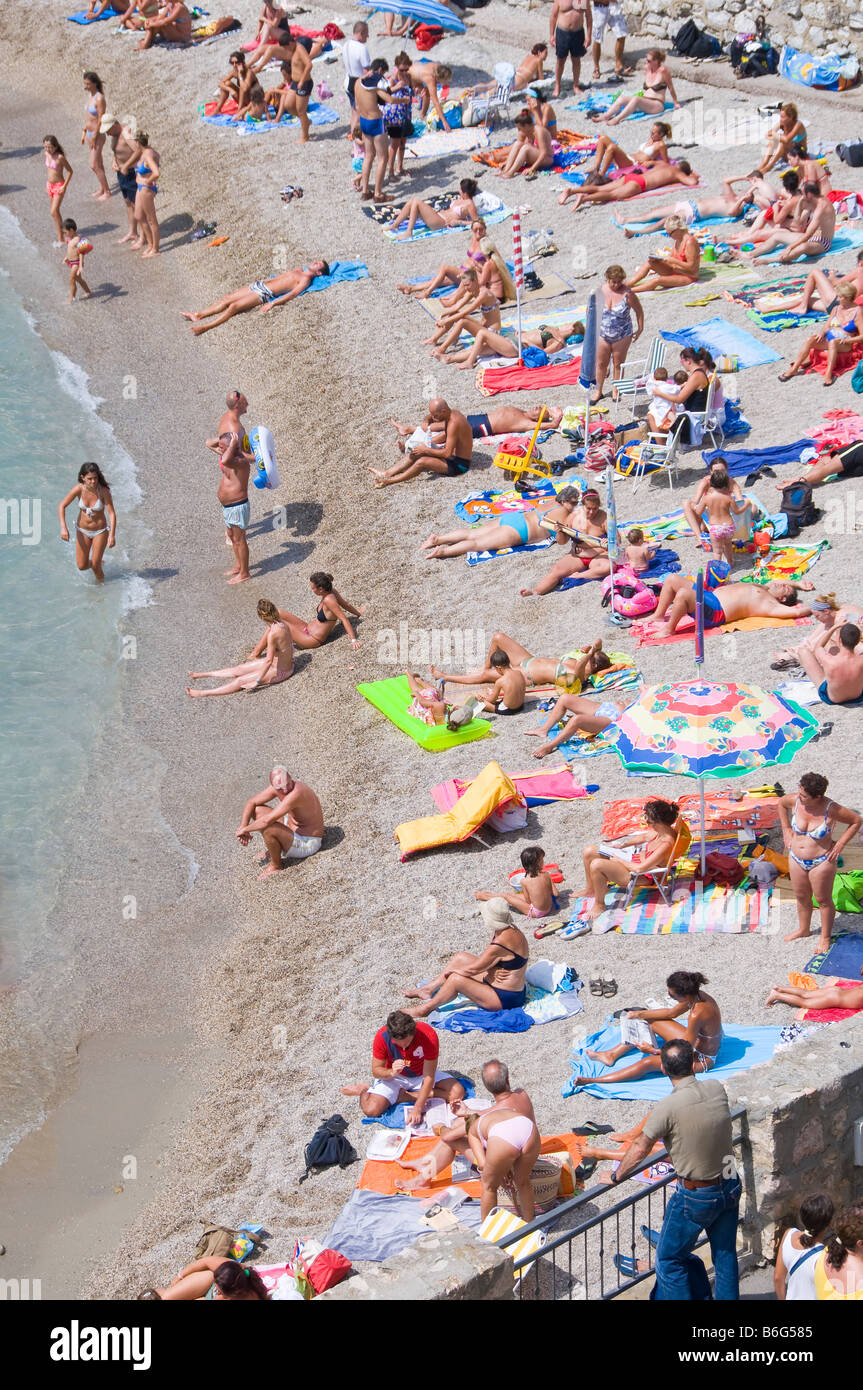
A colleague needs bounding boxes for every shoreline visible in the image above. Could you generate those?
[1,1,861,1299]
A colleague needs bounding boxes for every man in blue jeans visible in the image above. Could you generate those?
[605,1038,742,1299]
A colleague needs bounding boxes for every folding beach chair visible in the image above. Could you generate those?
[677,372,724,451]
[463,63,516,131]
[492,407,551,488]
[483,1205,547,1292]
[620,818,693,910]
[610,335,666,414]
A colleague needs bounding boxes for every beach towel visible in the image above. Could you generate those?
[620,507,691,543]
[454,477,572,524]
[798,979,862,1023]
[557,546,681,591]
[805,339,863,380]
[201,101,339,129]
[361,1077,477,1131]
[353,1131,584,1207]
[701,439,818,479]
[564,880,772,936]
[562,1023,783,1100]
[564,93,674,119]
[660,317,781,370]
[67,8,116,20]
[431,765,595,812]
[407,128,491,158]
[746,306,826,333]
[630,612,810,648]
[357,674,492,752]
[805,932,863,979]
[431,1006,535,1033]
[363,197,513,242]
[325,1188,485,1264]
[740,540,829,584]
[601,791,781,841]
[811,409,863,452]
[292,260,368,299]
[475,354,582,397]
[757,224,863,263]
[548,726,620,760]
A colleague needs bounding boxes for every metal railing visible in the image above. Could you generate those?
[496,1105,748,1300]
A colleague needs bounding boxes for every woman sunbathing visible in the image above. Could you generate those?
[779,284,863,388]
[388,178,481,241]
[588,121,671,180]
[402,897,530,1019]
[519,487,608,595]
[420,484,582,558]
[432,632,611,698]
[269,571,365,649]
[442,321,582,371]
[140,1258,269,1301]
[626,215,700,291]
[767,969,863,1015]
[186,599,294,696]
[576,799,682,923]
[496,109,554,179]
[593,49,680,123]
[396,219,487,296]
[561,160,697,212]
[572,971,723,1088]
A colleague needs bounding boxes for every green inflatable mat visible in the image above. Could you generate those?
[356,674,493,752]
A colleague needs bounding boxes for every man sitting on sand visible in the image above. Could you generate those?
[236,765,324,879]
[340,1010,465,1124]
[646,575,813,637]
[371,399,473,488]
[134,0,192,49]
[183,260,330,336]
[796,621,863,707]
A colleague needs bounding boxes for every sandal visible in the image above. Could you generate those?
[575,1158,598,1183]
[601,974,618,998]
[589,976,603,997]
[573,1121,615,1136]
[640,1224,661,1248]
[778,370,799,382]
[613,1253,639,1277]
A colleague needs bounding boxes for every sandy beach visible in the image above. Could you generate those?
[0,0,861,1299]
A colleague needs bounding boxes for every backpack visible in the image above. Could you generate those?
[601,568,658,618]
[778,481,818,538]
[299,1114,357,1184]
[194,1224,265,1261]
[414,23,443,51]
[838,141,863,168]
[735,45,778,78]
[702,852,745,887]
[673,19,722,60]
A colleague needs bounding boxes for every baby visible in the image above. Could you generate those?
[623,527,656,574]
[645,366,687,435]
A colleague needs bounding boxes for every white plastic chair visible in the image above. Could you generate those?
[676,373,725,452]
[463,62,516,130]
[611,336,666,414]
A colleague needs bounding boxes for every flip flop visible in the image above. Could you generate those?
[589,976,603,997]
[575,1158,598,1183]
[533,918,567,938]
[572,1121,616,1136]
[613,1253,639,1277]
[640,1224,661,1247]
[616,66,636,77]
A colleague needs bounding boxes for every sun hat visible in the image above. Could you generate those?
[99,112,118,134]
[479,897,514,930]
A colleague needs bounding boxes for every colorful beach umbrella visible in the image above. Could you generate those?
[355,0,466,34]
[608,679,820,871]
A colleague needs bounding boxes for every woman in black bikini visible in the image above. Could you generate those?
[403,897,530,1018]
[650,347,711,445]
[597,49,680,123]
[58,462,116,584]
[268,571,365,649]
[576,970,723,1086]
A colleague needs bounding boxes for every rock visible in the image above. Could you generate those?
[781,0,803,16]
[802,0,827,19]
[807,24,826,44]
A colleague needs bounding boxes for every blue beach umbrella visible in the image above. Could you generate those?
[355,0,467,34]
[578,289,598,392]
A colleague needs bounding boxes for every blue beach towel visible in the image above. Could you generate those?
[361,1076,475,1128]
[562,1022,784,1100]
[267,260,369,307]
[380,206,513,242]
[67,8,116,21]
[558,546,681,591]
[201,102,339,130]
[702,439,817,478]
[564,93,674,120]
[432,1007,535,1034]
[756,225,863,263]
[660,317,781,369]
[805,931,863,978]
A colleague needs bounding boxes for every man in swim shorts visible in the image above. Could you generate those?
[434,632,611,698]
[182,261,330,335]
[355,58,393,202]
[236,766,325,879]
[785,439,863,489]
[647,577,813,637]
[205,389,254,582]
[796,621,863,706]
[466,404,565,437]
[371,399,474,488]
[273,34,315,142]
[550,0,592,97]
[339,1010,465,1125]
[431,648,530,713]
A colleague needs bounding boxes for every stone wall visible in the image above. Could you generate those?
[318,1226,514,1300]
[496,0,863,57]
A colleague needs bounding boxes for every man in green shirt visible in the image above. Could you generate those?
[607,1038,741,1299]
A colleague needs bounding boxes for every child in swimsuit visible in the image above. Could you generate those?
[60,219,92,302]
[476,844,557,919]
[623,527,656,574]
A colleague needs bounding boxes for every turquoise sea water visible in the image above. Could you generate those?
[0,209,144,1161]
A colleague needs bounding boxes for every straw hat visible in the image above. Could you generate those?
[99,112,118,134]
[479,897,514,931]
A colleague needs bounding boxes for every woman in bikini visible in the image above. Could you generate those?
[626,215,701,292]
[466,1092,542,1222]
[560,160,697,211]
[402,896,531,1022]
[389,177,481,241]
[587,120,671,180]
[58,462,116,583]
[777,773,862,953]
[420,485,582,559]
[758,103,807,176]
[577,970,723,1085]
[441,320,582,372]
[515,43,549,91]
[520,487,609,595]
[186,598,295,697]
[132,131,160,257]
[779,284,863,388]
[595,49,680,124]
[82,72,111,200]
[478,238,517,303]
[766,973,863,1016]
[396,219,487,297]
[424,267,502,355]
[525,87,557,136]
[577,799,682,922]
[269,571,365,649]
[496,109,554,179]
[43,136,73,245]
[593,263,643,402]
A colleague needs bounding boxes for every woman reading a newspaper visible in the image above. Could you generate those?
[575,970,723,1087]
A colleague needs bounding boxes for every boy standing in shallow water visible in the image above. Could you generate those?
[61,219,92,303]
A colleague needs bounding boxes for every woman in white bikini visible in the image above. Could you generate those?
[389,178,481,241]
[777,773,862,953]
[186,598,295,697]
[58,462,116,583]
[587,119,671,180]
[82,71,111,200]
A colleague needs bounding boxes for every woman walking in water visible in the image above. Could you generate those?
[82,72,111,200]
[186,599,294,696]
[43,136,73,244]
[58,462,116,583]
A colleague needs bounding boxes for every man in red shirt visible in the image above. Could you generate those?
[340,1010,465,1126]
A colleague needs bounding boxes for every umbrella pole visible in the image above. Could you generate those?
[699,777,706,877]
[516,278,523,364]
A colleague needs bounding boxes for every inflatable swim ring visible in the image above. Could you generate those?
[250,426,279,490]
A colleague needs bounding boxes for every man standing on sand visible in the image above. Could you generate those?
[339,1010,465,1124]
[550,0,593,98]
[206,390,254,583]
[343,20,371,137]
[236,766,325,879]
[182,260,329,335]
[371,399,473,488]
[797,622,863,707]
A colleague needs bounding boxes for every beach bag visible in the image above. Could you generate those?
[307,1249,352,1295]
[852,361,863,394]
[487,795,529,833]
[601,569,657,618]
[838,142,863,168]
[522,346,548,368]
[778,481,817,538]
[415,23,444,51]
[702,852,745,887]
[820,870,863,913]
[299,1114,357,1184]
[194,1224,265,1261]
[673,19,721,60]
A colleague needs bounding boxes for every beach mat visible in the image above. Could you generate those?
[630,612,811,647]
[476,354,582,397]
[454,476,574,524]
[564,880,772,935]
[740,540,829,584]
[356,1132,584,1199]
[201,101,339,129]
[356,674,492,751]
[805,931,863,978]
[363,198,513,242]
[660,316,781,369]
[562,1023,783,1100]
